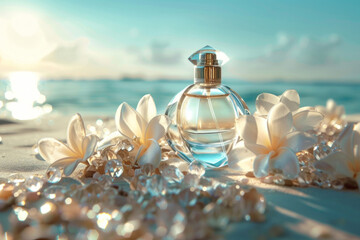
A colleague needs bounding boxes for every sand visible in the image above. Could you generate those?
[1,114,360,239]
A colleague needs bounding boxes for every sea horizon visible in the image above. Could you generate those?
[1,79,359,118]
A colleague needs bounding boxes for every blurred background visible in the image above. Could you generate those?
[0,0,359,120]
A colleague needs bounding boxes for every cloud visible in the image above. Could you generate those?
[42,38,90,65]
[263,33,341,65]
[228,33,360,81]
[139,41,182,65]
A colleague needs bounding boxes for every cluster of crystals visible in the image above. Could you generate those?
[0,160,266,239]
[260,121,359,190]
[86,118,114,139]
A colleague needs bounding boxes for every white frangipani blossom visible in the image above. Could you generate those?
[316,99,345,120]
[115,94,170,168]
[229,103,316,178]
[255,89,323,132]
[38,114,98,176]
[319,123,360,188]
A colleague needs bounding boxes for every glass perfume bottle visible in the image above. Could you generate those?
[165,46,250,168]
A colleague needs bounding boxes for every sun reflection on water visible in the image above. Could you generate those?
[5,72,52,120]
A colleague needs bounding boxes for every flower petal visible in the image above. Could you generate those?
[82,135,98,160]
[267,103,293,148]
[236,115,271,149]
[255,93,279,116]
[136,94,157,123]
[49,157,76,168]
[97,131,124,151]
[138,139,162,168]
[338,123,354,159]
[38,138,75,163]
[63,159,83,176]
[228,141,256,173]
[49,157,83,176]
[144,115,171,142]
[115,102,147,140]
[320,151,353,177]
[293,110,323,132]
[284,131,316,153]
[280,90,300,112]
[353,123,360,160]
[270,147,299,179]
[67,114,86,153]
[253,152,273,178]
[326,99,336,112]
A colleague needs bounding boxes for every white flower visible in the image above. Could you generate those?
[316,99,345,120]
[115,94,170,168]
[255,89,323,132]
[319,123,360,188]
[229,103,316,179]
[38,114,98,176]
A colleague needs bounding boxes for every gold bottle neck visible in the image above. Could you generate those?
[194,65,221,84]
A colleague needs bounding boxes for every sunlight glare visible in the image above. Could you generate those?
[6,72,52,120]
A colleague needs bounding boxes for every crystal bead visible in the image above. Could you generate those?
[203,203,230,230]
[121,140,134,152]
[105,159,124,178]
[25,176,43,192]
[146,175,167,196]
[8,173,25,185]
[178,188,197,207]
[141,163,155,177]
[273,175,285,186]
[331,179,344,190]
[160,165,184,183]
[313,141,333,160]
[188,161,205,177]
[43,185,66,201]
[97,174,113,189]
[181,173,200,188]
[46,166,62,183]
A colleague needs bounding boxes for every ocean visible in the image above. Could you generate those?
[1,79,360,118]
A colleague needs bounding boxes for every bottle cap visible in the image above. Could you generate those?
[188,45,229,84]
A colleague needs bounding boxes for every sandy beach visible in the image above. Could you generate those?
[1,114,360,239]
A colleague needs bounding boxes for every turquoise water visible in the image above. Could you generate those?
[1,79,360,116]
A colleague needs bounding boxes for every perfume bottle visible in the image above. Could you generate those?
[165,46,250,168]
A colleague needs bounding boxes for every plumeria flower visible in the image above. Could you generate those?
[115,94,171,168]
[38,114,98,176]
[255,90,323,132]
[318,123,360,188]
[316,99,345,120]
[315,99,346,133]
[229,103,316,178]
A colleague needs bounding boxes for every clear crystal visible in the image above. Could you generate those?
[141,163,154,177]
[105,159,124,178]
[46,166,62,183]
[161,165,184,183]
[178,188,197,207]
[188,45,229,66]
[313,141,333,160]
[121,140,134,152]
[188,161,205,176]
[97,174,113,188]
[8,173,25,184]
[43,185,66,201]
[182,173,200,188]
[147,175,167,196]
[24,176,43,192]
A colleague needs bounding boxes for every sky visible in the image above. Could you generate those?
[0,0,360,81]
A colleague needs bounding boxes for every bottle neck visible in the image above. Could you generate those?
[194,65,221,84]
